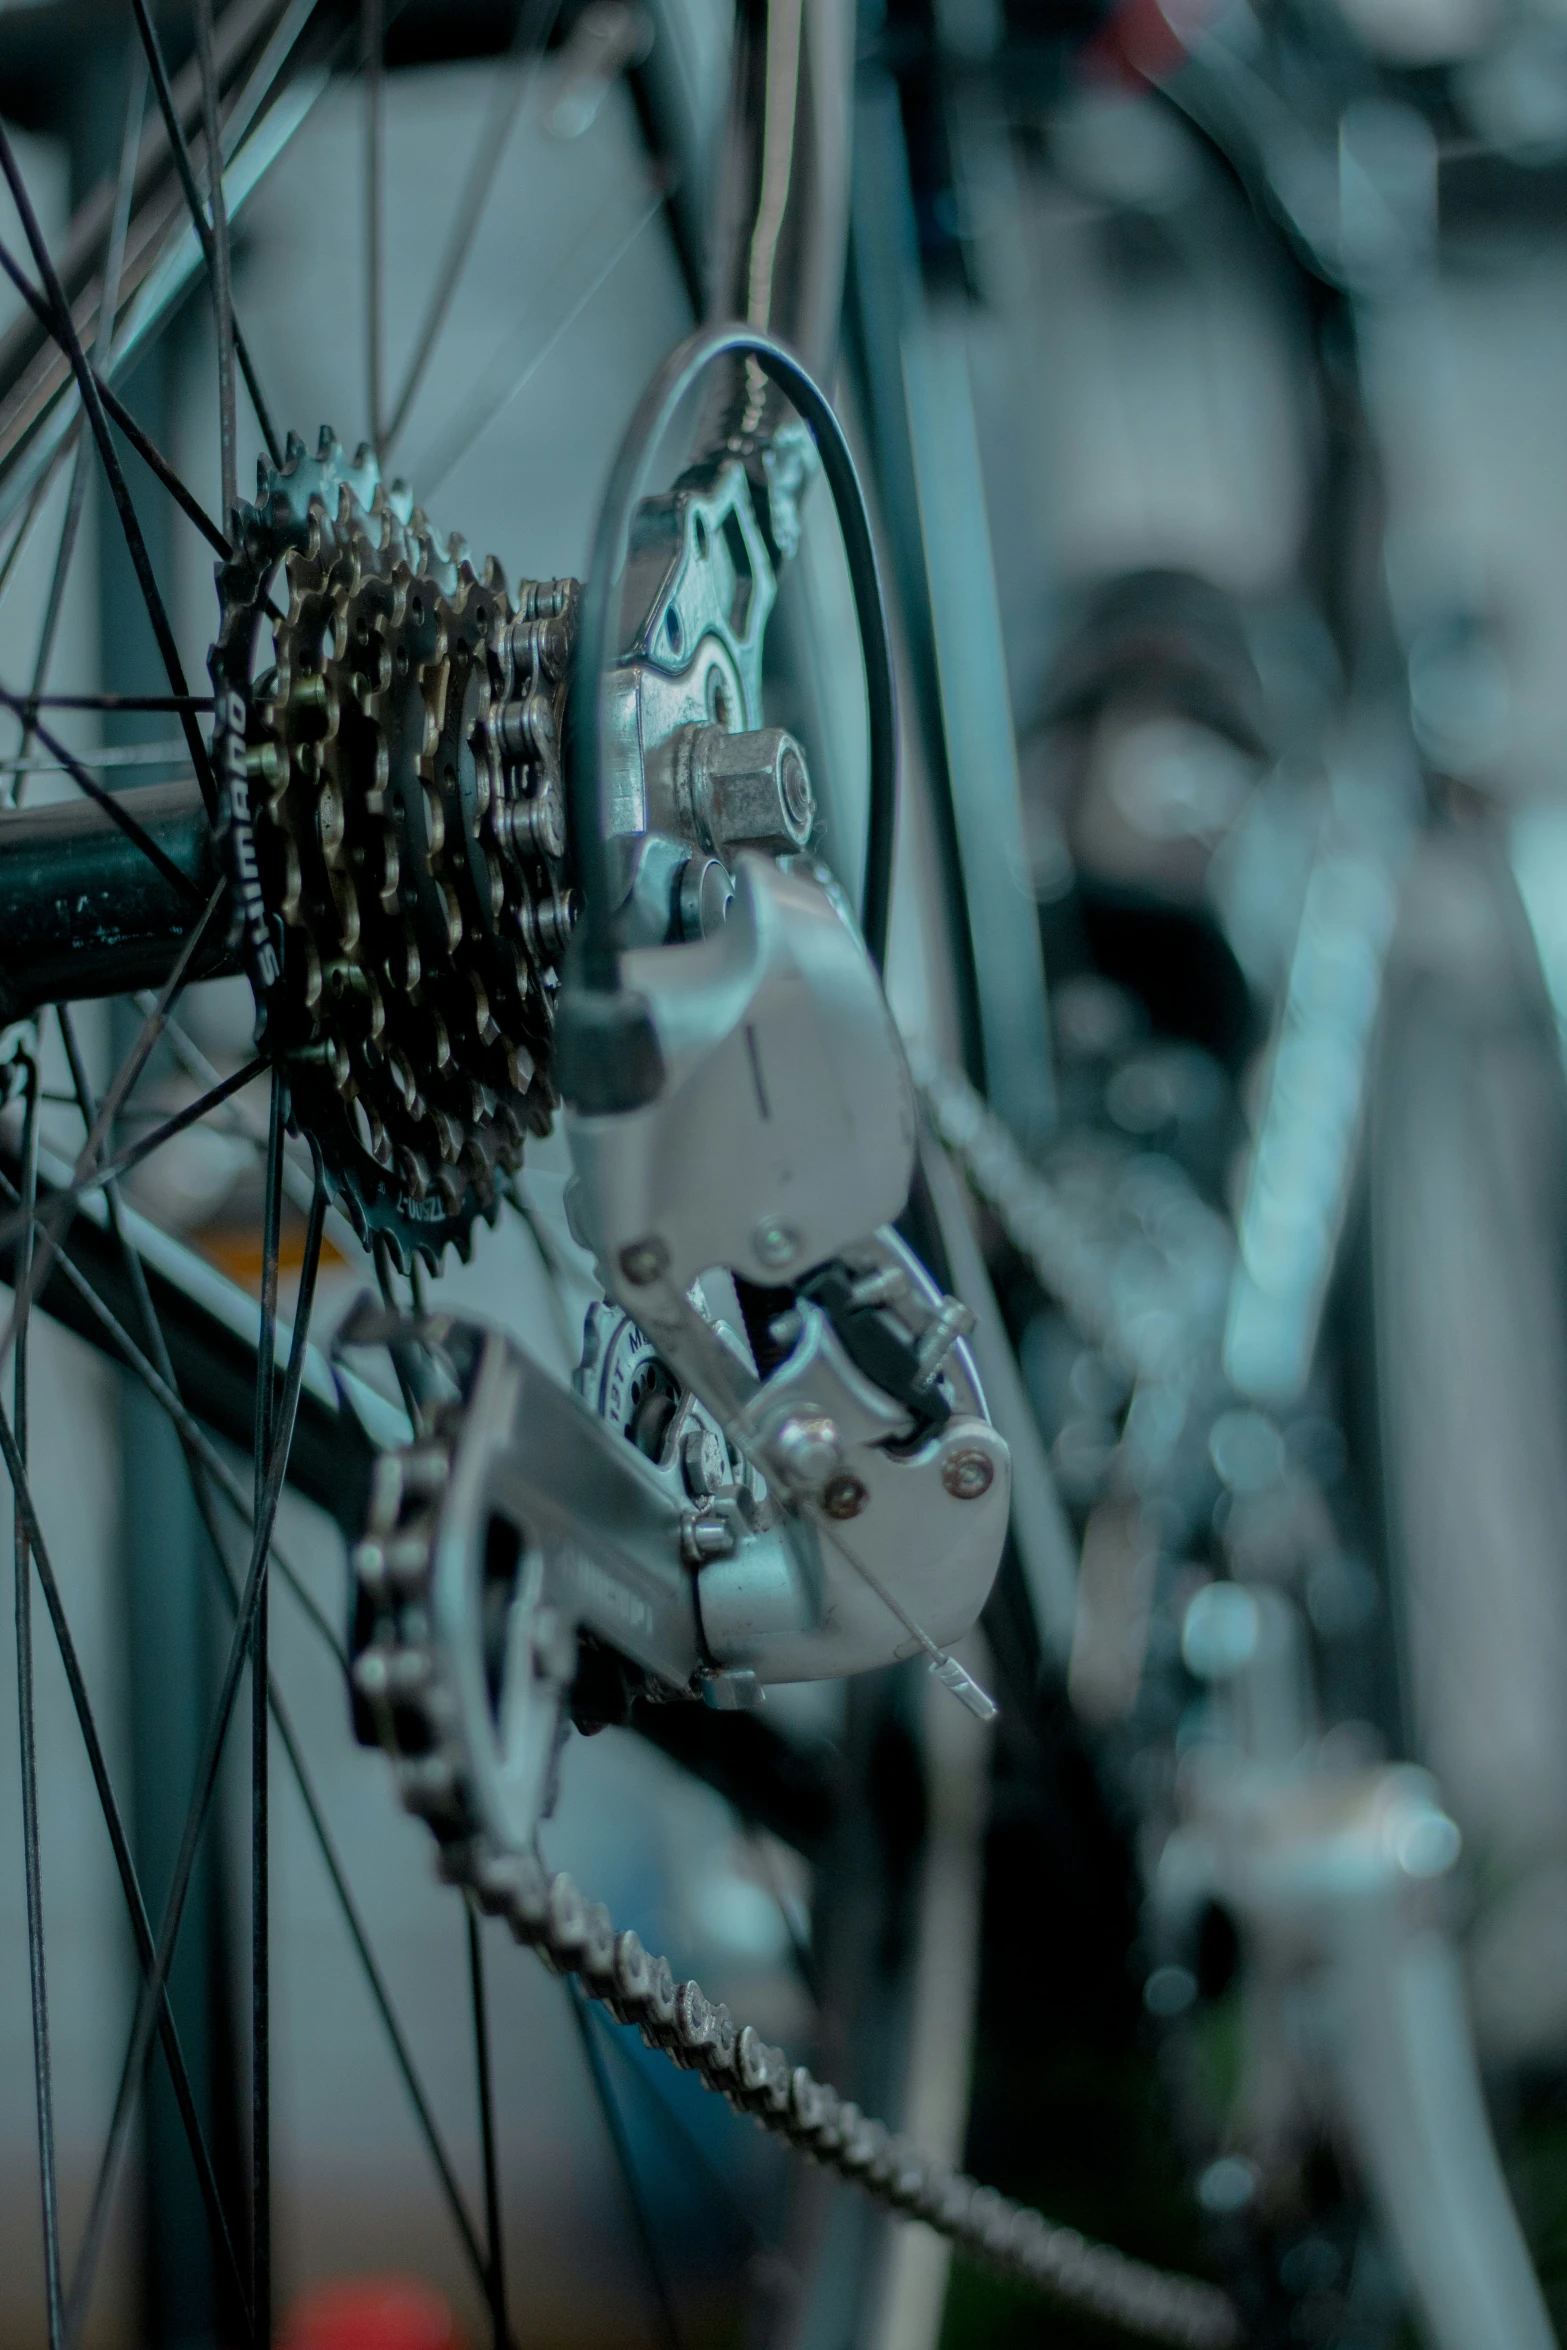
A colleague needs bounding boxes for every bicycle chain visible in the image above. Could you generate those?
[438,1840,1239,2347]
[352,1398,1239,2348]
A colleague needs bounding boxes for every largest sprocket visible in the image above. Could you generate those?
[210,428,578,1267]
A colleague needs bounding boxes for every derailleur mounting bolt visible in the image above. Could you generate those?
[941,1445,994,1502]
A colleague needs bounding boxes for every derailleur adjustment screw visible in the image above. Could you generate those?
[619,1235,668,1287]
[847,1264,910,1312]
[752,1215,800,1271]
[821,1471,869,1522]
[941,1444,994,1502]
[913,1296,976,1390]
[772,1413,840,1487]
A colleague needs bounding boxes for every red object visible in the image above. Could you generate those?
[281,2277,463,2350]
[1084,0,1218,87]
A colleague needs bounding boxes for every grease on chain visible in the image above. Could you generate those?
[441,1842,1238,2347]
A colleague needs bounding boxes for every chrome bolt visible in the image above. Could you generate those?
[753,1216,800,1271]
[822,1471,869,1521]
[847,1264,911,1312]
[941,1445,994,1502]
[773,1413,840,1487]
[780,744,813,836]
[913,1297,976,1391]
[619,1236,668,1287]
[681,1513,735,1565]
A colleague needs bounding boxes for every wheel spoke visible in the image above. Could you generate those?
[373,1239,435,1437]
[0,882,225,1387]
[586,2003,766,2254]
[38,1017,475,2325]
[364,0,384,452]
[16,693,214,714]
[128,0,282,468]
[421,194,661,498]
[6,1104,484,2312]
[0,1056,270,1253]
[194,0,238,527]
[267,1687,492,2288]
[12,1056,63,2349]
[382,0,567,456]
[12,51,143,810]
[63,1161,326,2350]
[0,240,232,564]
[567,1977,685,2350]
[0,1158,338,1671]
[129,992,320,1221]
[0,1352,252,2330]
[4,737,192,780]
[251,1071,284,2344]
[0,688,206,898]
[466,1907,511,2350]
[98,378,232,559]
[0,143,219,818]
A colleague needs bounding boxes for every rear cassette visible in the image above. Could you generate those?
[210,426,578,1268]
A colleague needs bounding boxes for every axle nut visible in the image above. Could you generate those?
[941,1445,994,1502]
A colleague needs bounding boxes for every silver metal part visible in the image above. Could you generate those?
[350,1337,1230,2343]
[603,460,778,842]
[565,855,1004,1693]
[575,1296,764,1569]
[351,1325,704,1851]
[665,721,816,859]
[1159,1656,1555,2350]
[697,1233,1010,1684]
[569,852,915,1296]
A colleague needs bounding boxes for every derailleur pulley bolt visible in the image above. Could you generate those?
[752,1215,800,1271]
[941,1445,994,1502]
[821,1471,869,1521]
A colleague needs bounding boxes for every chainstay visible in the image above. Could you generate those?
[443,1842,1240,2347]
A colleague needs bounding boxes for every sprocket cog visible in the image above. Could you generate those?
[210,427,578,1268]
